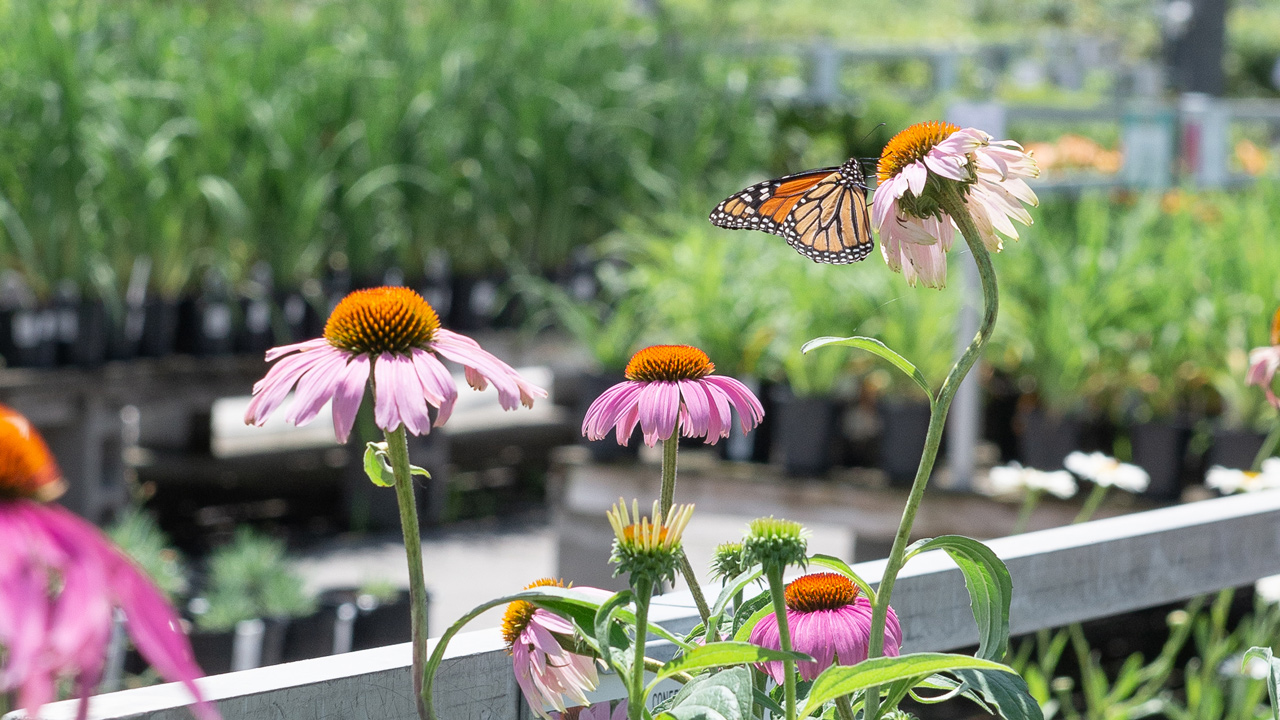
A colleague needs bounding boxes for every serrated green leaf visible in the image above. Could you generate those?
[801,336,933,403]
[799,653,1016,719]
[363,441,394,487]
[657,642,810,682]
[922,668,1045,720]
[661,668,752,720]
[906,535,1012,660]
[732,602,776,643]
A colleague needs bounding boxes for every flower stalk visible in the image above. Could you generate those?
[864,184,1000,720]
[629,578,654,720]
[659,438,713,630]
[385,425,432,720]
[1072,483,1109,524]
[765,566,798,720]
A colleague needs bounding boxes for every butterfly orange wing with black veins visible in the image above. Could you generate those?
[708,159,874,265]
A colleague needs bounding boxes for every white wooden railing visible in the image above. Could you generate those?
[15,491,1280,720]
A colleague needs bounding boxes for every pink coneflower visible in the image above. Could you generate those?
[582,345,764,447]
[872,121,1039,288]
[1247,309,1280,410]
[0,404,215,719]
[502,579,605,720]
[244,286,546,442]
[749,572,901,683]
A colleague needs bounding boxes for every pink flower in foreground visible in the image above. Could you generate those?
[1247,309,1280,410]
[582,345,764,447]
[872,121,1039,288]
[0,404,215,719]
[245,286,546,442]
[749,572,901,683]
[502,579,609,720]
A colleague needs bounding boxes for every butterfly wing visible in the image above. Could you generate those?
[709,162,874,265]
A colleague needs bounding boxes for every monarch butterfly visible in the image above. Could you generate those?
[708,158,873,265]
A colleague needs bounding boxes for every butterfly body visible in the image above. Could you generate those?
[709,158,874,265]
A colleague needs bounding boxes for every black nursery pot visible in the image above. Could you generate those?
[176,295,234,357]
[1129,421,1191,500]
[0,307,58,368]
[773,388,840,477]
[351,589,417,651]
[188,629,236,675]
[235,296,275,355]
[1018,409,1082,471]
[878,398,933,486]
[57,300,109,367]
[447,274,501,331]
[278,291,325,343]
[719,377,770,463]
[1208,427,1268,470]
[138,298,180,357]
[577,372,640,462]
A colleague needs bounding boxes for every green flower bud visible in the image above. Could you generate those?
[709,541,749,582]
[741,517,808,574]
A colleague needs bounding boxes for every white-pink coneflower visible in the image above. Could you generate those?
[582,345,763,447]
[502,579,606,720]
[244,286,546,442]
[872,121,1039,288]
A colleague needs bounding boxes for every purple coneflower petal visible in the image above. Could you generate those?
[678,380,711,440]
[284,347,351,426]
[903,161,927,198]
[638,382,681,446]
[411,349,459,427]
[431,329,548,410]
[244,350,325,426]
[702,376,764,432]
[264,337,328,362]
[330,355,371,443]
[700,381,730,442]
[582,382,641,441]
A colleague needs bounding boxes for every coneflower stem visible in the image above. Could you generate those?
[659,438,713,630]
[1073,483,1109,524]
[385,426,431,720]
[864,185,999,720]
[765,565,797,720]
[835,695,857,720]
[630,578,653,720]
[1252,424,1280,472]
[1012,488,1043,535]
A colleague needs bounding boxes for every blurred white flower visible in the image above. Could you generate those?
[1205,458,1280,494]
[988,461,1078,499]
[1064,451,1150,494]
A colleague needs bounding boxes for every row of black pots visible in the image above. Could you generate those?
[0,271,531,369]
[568,372,1270,499]
[128,589,416,676]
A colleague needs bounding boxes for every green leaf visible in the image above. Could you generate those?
[594,590,634,676]
[732,602,776,643]
[807,554,877,602]
[1245,646,1280,720]
[799,653,1017,719]
[801,336,933,403]
[921,669,1045,720]
[660,668,753,720]
[731,592,772,638]
[363,442,394,487]
[905,535,1012,660]
[657,642,811,682]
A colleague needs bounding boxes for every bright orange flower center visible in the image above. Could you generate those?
[501,578,565,649]
[1271,308,1280,346]
[877,121,961,184]
[623,524,669,545]
[624,345,714,382]
[784,573,859,613]
[323,286,440,356]
[0,404,64,501]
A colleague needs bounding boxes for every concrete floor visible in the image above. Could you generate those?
[290,513,556,635]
